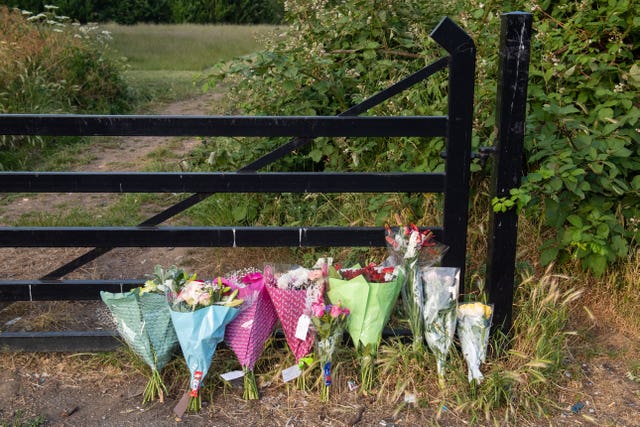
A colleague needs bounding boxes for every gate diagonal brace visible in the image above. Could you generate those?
[40,58,449,280]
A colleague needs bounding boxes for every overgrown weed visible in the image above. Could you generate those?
[0,410,45,427]
[370,267,582,425]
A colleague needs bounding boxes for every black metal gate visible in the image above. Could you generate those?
[0,14,532,351]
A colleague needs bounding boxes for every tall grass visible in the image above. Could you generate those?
[0,7,133,170]
[372,266,582,425]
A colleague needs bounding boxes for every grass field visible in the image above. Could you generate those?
[103,23,279,71]
[102,23,279,102]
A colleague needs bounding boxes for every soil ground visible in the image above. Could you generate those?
[0,93,639,426]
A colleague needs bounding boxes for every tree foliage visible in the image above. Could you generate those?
[207,0,640,274]
[5,0,284,24]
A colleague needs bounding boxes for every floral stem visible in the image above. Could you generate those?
[142,368,166,404]
[319,360,332,401]
[187,394,201,412]
[243,368,259,400]
[320,382,330,401]
[359,347,376,393]
[411,335,424,353]
[296,370,307,391]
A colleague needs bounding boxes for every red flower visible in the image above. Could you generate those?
[338,264,395,283]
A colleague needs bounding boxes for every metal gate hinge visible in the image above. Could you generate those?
[472,146,496,166]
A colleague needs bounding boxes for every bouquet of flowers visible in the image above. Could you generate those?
[310,301,350,401]
[385,216,448,352]
[166,268,244,413]
[224,268,278,400]
[327,263,403,392]
[264,263,326,365]
[422,267,460,385]
[99,265,179,404]
[457,302,493,383]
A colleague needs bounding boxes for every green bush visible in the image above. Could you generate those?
[61,46,133,114]
[527,0,638,274]
[444,0,640,275]
[206,0,456,173]
[197,0,459,227]
[206,0,640,274]
[477,0,639,274]
[0,6,134,169]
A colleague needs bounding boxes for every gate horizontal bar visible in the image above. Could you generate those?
[0,226,442,248]
[0,115,447,137]
[1,172,445,193]
[0,279,142,301]
[0,331,121,352]
[0,327,411,352]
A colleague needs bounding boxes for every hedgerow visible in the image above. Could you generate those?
[205,0,640,274]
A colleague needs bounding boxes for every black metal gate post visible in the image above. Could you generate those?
[486,12,533,334]
[430,17,476,291]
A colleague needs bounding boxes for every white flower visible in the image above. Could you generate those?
[422,267,460,377]
[175,280,206,307]
[404,231,420,259]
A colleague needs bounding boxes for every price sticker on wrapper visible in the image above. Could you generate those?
[294,314,311,341]
[323,362,332,386]
[190,371,203,397]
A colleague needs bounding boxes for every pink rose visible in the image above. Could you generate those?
[177,280,204,306]
[330,304,343,318]
[197,291,211,306]
[307,269,323,281]
[311,303,325,318]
